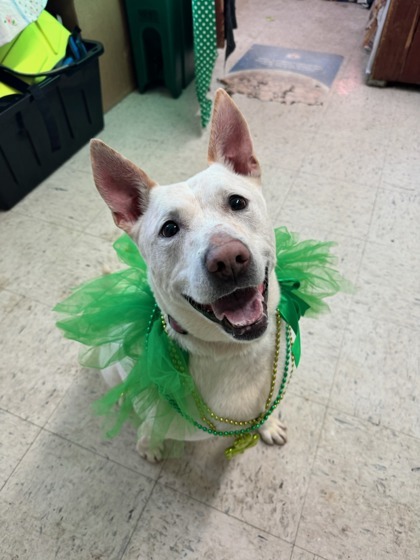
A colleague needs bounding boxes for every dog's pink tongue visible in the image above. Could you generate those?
[212,287,264,327]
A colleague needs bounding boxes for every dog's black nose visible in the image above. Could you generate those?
[206,235,250,281]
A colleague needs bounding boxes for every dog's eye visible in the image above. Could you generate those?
[160,221,179,238]
[229,195,248,211]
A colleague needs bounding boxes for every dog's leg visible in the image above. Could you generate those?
[258,413,287,446]
[136,418,165,463]
[136,434,165,463]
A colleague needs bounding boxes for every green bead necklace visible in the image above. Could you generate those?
[157,308,294,459]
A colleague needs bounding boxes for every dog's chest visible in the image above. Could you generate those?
[189,321,287,422]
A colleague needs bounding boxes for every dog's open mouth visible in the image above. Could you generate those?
[184,271,269,341]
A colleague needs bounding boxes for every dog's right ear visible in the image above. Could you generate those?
[90,139,156,233]
[208,89,261,178]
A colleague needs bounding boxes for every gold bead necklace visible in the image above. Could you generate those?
[163,310,288,430]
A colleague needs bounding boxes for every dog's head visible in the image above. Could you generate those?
[90,89,278,344]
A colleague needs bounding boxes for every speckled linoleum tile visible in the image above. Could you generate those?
[63,108,161,175]
[0,410,40,489]
[0,430,155,560]
[296,411,420,560]
[288,329,341,407]
[330,300,420,439]
[300,127,387,187]
[246,101,326,136]
[275,230,362,406]
[84,207,122,242]
[53,232,124,301]
[0,289,22,320]
[104,86,202,144]
[254,126,317,172]
[260,165,297,223]
[159,394,325,543]
[0,298,79,425]
[291,546,325,560]
[0,213,78,292]
[354,239,420,330]
[14,166,98,231]
[122,482,292,560]
[253,1,366,54]
[381,126,420,190]
[46,370,164,481]
[368,186,420,251]
[143,137,210,185]
[279,172,377,239]
[317,85,397,134]
[0,214,119,305]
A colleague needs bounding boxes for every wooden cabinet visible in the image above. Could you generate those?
[368,0,420,85]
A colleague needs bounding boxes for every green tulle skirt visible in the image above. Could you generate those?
[55,228,347,451]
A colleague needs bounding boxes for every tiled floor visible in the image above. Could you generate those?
[1,1,419,559]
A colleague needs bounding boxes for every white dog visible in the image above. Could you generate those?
[90,89,288,461]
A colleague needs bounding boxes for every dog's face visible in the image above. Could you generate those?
[90,90,277,343]
[136,163,275,342]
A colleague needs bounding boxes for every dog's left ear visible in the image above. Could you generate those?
[208,88,261,178]
[90,139,156,234]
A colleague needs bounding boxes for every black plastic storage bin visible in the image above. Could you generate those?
[0,40,104,210]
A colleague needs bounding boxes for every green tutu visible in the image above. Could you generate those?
[55,228,346,453]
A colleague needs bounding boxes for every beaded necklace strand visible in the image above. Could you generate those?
[157,308,294,458]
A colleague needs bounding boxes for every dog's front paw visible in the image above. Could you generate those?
[258,416,288,446]
[136,435,164,463]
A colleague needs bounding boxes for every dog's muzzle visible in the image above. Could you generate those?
[184,268,269,341]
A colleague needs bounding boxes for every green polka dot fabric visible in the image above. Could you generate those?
[192,0,218,127]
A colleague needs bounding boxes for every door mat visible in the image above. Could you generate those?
[219,44,343,105]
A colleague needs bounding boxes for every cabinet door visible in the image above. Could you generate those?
[371,0,420,84]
